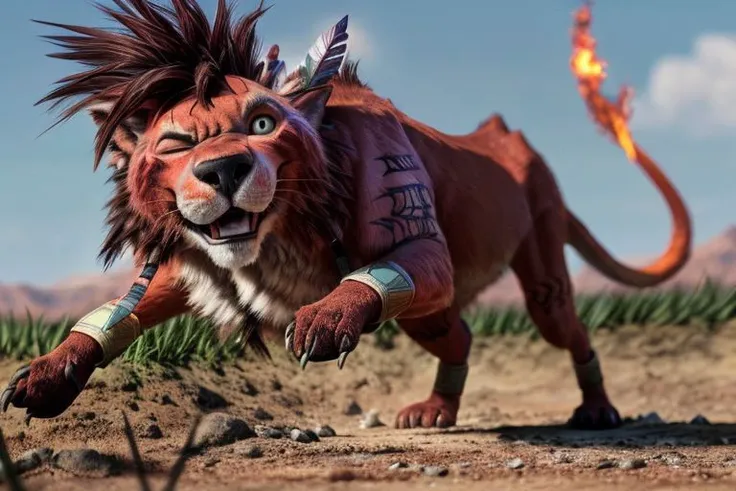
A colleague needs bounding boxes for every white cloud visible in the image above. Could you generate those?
[632,33,736,136]
[277,18,375,79]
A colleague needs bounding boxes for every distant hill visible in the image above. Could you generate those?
[476,226,736,306]
[1,226,735,321]
[0,268,136,321]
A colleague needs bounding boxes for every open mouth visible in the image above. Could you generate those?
[188,207,263,245]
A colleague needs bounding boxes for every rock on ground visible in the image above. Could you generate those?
[193,412,254,449]
[51,449,120,477]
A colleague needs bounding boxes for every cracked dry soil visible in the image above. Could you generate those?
[2,322,736,490]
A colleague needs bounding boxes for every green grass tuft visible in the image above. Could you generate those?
[0,281,734,366]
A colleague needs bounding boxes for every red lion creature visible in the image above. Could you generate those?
[2,0,691,430]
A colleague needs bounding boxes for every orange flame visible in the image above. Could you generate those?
[570,2,636,161]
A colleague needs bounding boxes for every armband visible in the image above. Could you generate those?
[70,301,142,368]
[340,261,415,322]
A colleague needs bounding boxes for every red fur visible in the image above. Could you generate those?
[291,281,381,361]
[395,305,471,428]
[8,332,101,418]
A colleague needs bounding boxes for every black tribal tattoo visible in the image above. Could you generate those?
[375,154,420,175]
[372,183,440,248]
[530,276,569,315]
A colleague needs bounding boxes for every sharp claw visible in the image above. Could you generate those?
[339,335,351,352]
[1,365,30,413]
[300,352,309,370]
[65,362,83,393]
[285,322,295,352]
[337,351,349,370]
[8,365,30,386]
[24,412,32,427]
[1,387,15,413]
[307,337,318,358]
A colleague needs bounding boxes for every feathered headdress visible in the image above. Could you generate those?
[279,15,350,94]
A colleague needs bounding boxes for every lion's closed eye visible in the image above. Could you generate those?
[156,132,197,155]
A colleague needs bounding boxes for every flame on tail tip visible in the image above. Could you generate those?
[570,2,637,161]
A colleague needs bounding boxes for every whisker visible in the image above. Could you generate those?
[150,209,181,228]
[142,199,177,206]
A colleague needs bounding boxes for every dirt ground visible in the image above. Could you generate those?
[3,322,736,490]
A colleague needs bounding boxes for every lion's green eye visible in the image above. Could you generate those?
[250,115,276,135]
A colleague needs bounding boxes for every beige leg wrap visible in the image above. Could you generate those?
[432,362,469,396]
[70,302,142,368]
[573,350,603,389]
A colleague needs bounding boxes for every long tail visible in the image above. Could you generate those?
[566,143,692,288]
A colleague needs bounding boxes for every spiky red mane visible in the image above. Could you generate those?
[36,0,363,268]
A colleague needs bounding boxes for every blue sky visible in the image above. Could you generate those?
[1,0,735,285]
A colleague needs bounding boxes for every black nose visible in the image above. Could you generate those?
[193,154,253,197]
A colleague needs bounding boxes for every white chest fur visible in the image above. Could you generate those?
[176,240,339,330]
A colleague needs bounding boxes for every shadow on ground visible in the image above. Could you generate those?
[441,422,736,448]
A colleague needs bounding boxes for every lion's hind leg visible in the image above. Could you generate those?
[394,304,472,429]
[510,207,622,430]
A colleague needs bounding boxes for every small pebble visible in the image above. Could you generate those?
[204,457,220,468]
[388,462,409,471]
[290,429,313,443]
[690,414,711,425]
[316,425,337,437]
[126,401,140,412]
[506,458,524,470]
[344,400,363,416]
[423,466,449,477]
[597,460,616,470]
[637,412,665,425]
[619,459,647,470]
[160,395,176,406]
[253,407,273,421]
[238,445,263,459]
[304,429,320,442]
[255,425,283,439]
[359,409,385,429]
[141,423,163,439]
[241,381,259,396]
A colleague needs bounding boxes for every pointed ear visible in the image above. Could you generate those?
[288,85,333,129]
[88,101,151,170]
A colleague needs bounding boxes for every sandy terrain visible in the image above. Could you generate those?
[2,323,736,490]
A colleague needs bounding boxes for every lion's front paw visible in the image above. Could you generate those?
[1,332,100,422]
[286,281,381,369]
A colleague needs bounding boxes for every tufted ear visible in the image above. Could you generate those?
[87,101,151,170]
[288,85,333,129]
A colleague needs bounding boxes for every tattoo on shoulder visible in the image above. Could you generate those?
[371,183,440,247]
[375,154,420,175]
